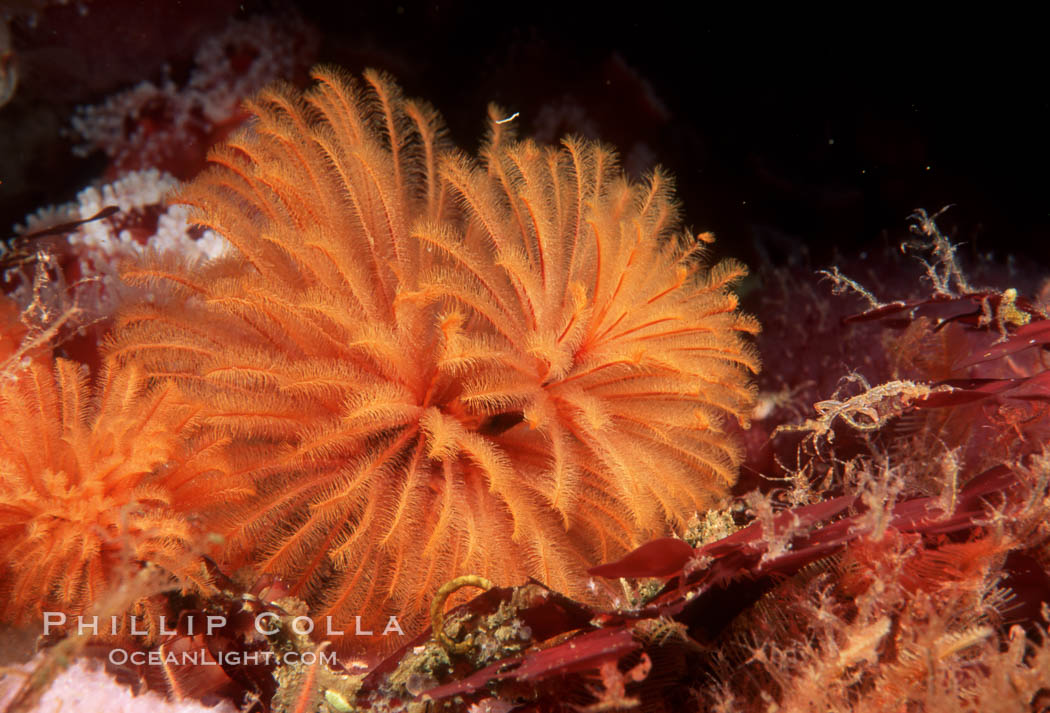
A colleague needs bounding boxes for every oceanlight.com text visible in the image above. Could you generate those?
[107,648,338,667]
[43,612,404,638]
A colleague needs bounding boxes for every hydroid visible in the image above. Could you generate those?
[0,356,249,630]
[110,67,759,649]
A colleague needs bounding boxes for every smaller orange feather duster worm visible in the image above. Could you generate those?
[0,350,252,634]
[109,68,760,651]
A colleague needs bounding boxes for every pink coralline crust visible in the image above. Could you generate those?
[1,658,237,713]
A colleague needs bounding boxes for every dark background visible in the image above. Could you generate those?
[2,1,1047,273]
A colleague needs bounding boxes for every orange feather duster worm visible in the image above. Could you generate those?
[0,355,251,632]
[109,68,760,650]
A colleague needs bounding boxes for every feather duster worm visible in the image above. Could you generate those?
[0,355,251,633]
[108,68,760,651]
